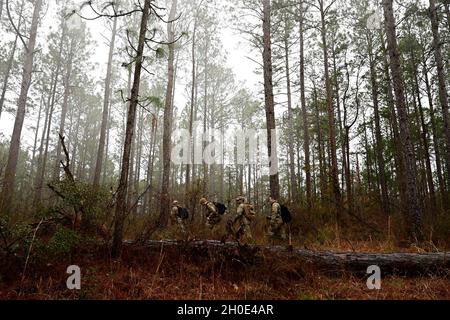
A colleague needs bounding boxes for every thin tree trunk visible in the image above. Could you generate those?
[382,0,423,240]
[410,49,436,211]
[313,83,326,201]
[283,18,297,202]
[331,45,346,194]
[262,0,280,199]
[1,0,43,214]
[185,18,197,198]
[34,21,66,205]
[0,0,25,120]
[159,0,178,227]
[444,3,450,32]
[94,16,118,187]
[299,1,311,208]
[429,0,450,191]
[144,115,157,215]
[380,30,405,209]
[54,38,75,180]
[319,0,340,215]
[423,57,445,200]
[367,33,390,217]
[103,98,112,184]
[30,96,44,180]
[111,0,152,258]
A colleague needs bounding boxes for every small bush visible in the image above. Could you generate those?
[46,226,81,257]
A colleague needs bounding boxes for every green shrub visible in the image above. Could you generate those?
[48,179,112,228]
[47,226,81,256]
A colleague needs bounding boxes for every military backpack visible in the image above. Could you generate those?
[243,204,256,220]
[280,204,292,224]
[213,202,227,215]
[177,207,189,220]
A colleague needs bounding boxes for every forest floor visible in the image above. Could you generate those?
[1,239,450,300]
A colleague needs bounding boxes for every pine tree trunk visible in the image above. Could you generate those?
[185,19,197,198]
[262,0,280,199]
[299,1,312,208]
[380,30,405,210]
[445,3,450,33]
[94,16,118,187]
[319,0,340,215]
[33,22,66,205]
[313,83,326,201]
[111,0,152,259]
[54,38,75,181]
[423,57,445,201]
[159,0,178,227]
[1,0,43,214]
[367,33,390,217]
[429,0,450,192]
[410,49,436,211]
[30,96,44,180]
[0,0,25,120]
[283,21,297,202]
[382,0,423,240]
[331,47,345,196]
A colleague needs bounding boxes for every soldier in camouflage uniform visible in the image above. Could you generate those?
[199,198,222,229]
[267,197,286,240]
[227,196,255,243]
[170,200,186,234]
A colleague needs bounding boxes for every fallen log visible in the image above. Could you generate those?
[124,240,450,276]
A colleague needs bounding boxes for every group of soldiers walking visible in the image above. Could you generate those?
[170,195,288,243]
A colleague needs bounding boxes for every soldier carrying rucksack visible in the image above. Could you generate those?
[199,198,223,230]
[226,196,255,243]
[266,197,287,241]
[171,200,187,234]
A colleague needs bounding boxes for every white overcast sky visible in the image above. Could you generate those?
[0,0,261,149]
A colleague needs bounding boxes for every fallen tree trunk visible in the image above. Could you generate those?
[125,240,450,276]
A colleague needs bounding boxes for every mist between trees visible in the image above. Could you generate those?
[0,0,449,261]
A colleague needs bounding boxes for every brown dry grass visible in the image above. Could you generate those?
[1,242,449,300]
[1,208,450,300]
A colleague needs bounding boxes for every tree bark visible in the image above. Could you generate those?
[185,18,197,199]
[94,16,118,187]
[0,0,25,121]
[262,0,280,199]
[111,0,151,259]
[423,57,445,200]
[159,0,178,227]
[284,28,297,202]
[299,1,311,209]
[382,0,423,240]
[319,0,341,215]
[33,20,66,205]
[429,0,450,192]
[367,32,390,217]
[409,47,436,211]
[30,96,44,180]
[54,38,75,181]
[380,31,405,208]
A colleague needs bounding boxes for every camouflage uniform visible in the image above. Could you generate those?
[205,202,222,229]
[267,201,286,240]
[171,204,186,234]
[227,197,254,243]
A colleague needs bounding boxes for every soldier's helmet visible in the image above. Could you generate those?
[199,198,208,205]
[236,196,246,204]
